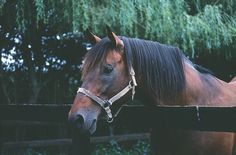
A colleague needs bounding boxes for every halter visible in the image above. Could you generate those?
[77,66,137,123]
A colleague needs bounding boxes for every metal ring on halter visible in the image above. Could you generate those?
[107,117,114,123]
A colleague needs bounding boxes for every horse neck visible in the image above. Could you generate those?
[135,60,236,106]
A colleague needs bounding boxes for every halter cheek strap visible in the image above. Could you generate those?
[77,66,137,123]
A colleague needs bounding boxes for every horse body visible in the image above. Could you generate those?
[150,61,236,155]
[151,129,234,155]
[68,27,236,155]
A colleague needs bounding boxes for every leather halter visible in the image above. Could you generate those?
[77,67,137,123]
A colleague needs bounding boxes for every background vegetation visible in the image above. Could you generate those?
[1,0,236,104]
[1,0,236,154]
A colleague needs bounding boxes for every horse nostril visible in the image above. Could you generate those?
[75,114,84,129]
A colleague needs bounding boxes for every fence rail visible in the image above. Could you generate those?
[2,133,150,149]
[2,104,236,131]
[114,105,236,132]
[1,104,236,154]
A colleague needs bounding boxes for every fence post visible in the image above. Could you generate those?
[71,128,91,155]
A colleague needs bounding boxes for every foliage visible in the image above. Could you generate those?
[1,1,236,104]
[1,0,236,58]
[71,0,236,58]
[92,140,150,155]
[0,26,86,104]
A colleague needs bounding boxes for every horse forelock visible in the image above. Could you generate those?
[122,37,186,104]
[82,37,121,77]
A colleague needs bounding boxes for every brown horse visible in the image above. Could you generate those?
[68,26,236,155]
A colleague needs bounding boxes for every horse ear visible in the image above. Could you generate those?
[85,29,101,45]
[106,25,124,47]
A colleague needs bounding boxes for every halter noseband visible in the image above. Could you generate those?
[77,66,137,123]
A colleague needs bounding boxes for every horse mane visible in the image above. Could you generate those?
[193,64,215,76]
[122,37,186,103]
[82,36,186,104]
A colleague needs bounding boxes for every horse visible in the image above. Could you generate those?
[68,26,236,155]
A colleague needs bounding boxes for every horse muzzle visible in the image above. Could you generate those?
[68,94,101,134]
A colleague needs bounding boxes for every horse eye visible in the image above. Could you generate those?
[103,64,113,74]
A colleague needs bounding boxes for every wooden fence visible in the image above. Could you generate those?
[1,104,236,154]
[2,133,150,149]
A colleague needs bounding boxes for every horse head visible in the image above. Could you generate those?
[68,26,137,134]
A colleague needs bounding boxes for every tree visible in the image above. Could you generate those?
[1,0,236,57]
[0,0,86,104]
[71,0,236,58]
[0,0,236,104]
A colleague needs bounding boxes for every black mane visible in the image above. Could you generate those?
[194,64,215,75]
[122,37,186,103]
[82,37,117,77]
[83,36,186,103]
